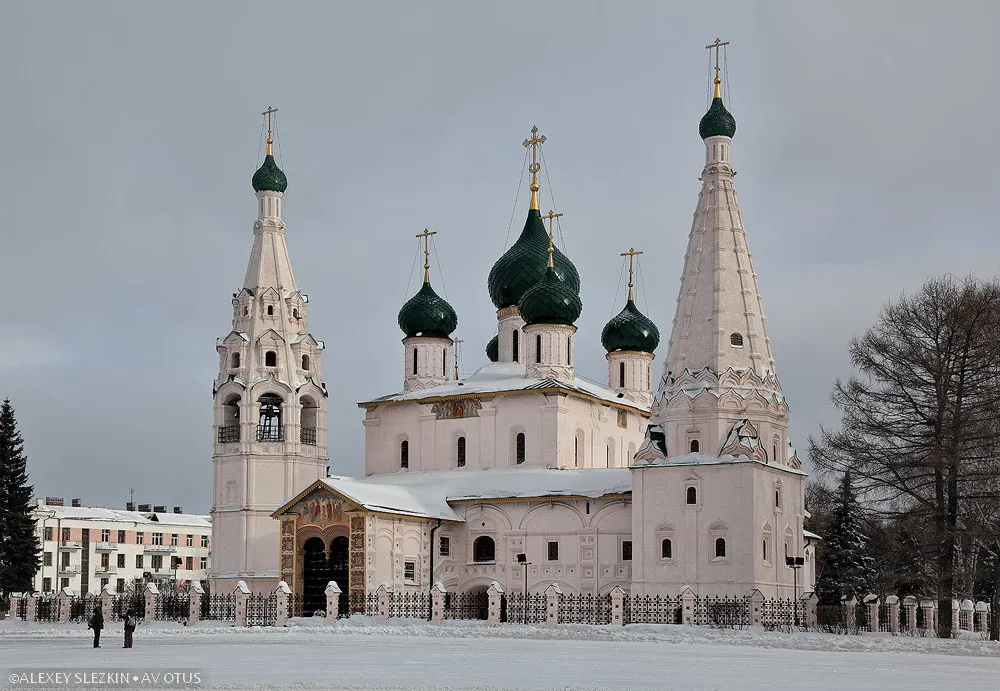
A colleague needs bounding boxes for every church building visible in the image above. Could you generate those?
[210,54,815,615]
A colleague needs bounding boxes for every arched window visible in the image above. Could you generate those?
[512,330,519,363]
[661,538,672,559]
[442,349,447,376]
[300,396,318,445]
[219,394,241,443]
[536,334,542,364]
[574,434,580,467]
[265,351,277,367]
[690,439,700,453]
[243,306,249,316]
[257,394,283,441]
[231,352,240,368]
[619,362,625,388]
[762,539,768,561]
[686,487,697,505]
[606,440,614,468]
[267,305,274,316]
[730,332,743,347]
[715,538,727,558]
[567,335,572,366]
[293,308,299,319]
[473,536,495,563]
[456,436,466,467]
[301,354,310,371]
[400,440,409,469]
[515,433,525,464]
[412,348,418,376]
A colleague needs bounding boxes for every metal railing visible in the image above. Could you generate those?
[217,425,240,443]
[300,428,317,445]
[256,425,284,442]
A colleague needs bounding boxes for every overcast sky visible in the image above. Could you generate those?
[1,2,997,512]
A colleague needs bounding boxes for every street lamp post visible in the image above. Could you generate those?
[785,556,805,625]
[516,553,531,625]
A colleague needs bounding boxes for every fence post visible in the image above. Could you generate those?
[234,580,250,627]
[544,583,561,628]
[430,582,446,625]
[746,589,764,627]
[841,595,857,630]
[903,596,917,631]
[610,586,626,627]
[919,599,935,633]
[58,588,73,623]
[975,601,989,632]
[884,595,899,634]
[800,591,817,629]
[100,585,116,622]
[376,583,393,625]
[9,594,22,620]
[324,580,342,625]
[486,581,504,628]
[188,582,203,626]
[863,594,879,633]
[143,582,159,626]
[274,581,291,628]
[25,593,38,623]
[679,586,696,625]
[960,599,974,632]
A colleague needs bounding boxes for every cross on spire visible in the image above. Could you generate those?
[262,106,279,156]
[705,38,729,98]
[620,247,643,301]
[522,125,547,210]
[452,337,463,380]
[540,209,564,269]
[416,228,438,283]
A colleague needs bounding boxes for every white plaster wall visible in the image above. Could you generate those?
[606,351,654,407]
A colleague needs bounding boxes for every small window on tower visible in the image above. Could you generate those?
[730,333,744,347]
[536,334,542,364]
[690,439,700,453]
[265,351,277,367]
[302,354,310,371]
[400,440,409,469]
[293,308,300,319]
[231,352,240,368]
[686,486,697,505]
[516,432,525,464]
[267,305,274,316]
[457,436,466,467]
[512,330,519,363]
[567,335,572,366]
[619,362,625,388]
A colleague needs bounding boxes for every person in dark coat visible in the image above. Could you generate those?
[123,609,139,648]
[87,606,104,648]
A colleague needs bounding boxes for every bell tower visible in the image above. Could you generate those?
[210,107,328,593]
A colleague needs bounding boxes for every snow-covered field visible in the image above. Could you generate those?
[1,618,998,690]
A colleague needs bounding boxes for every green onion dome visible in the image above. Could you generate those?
[518,265,582,326]
[699,95,737,140]
[397,281,458,339]
[252,154,288,193]
[488,209,580,309]
[486,335,499,362]
[601,299,659,353]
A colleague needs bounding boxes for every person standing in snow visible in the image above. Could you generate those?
[123,608,139,648]
[87,605,104,648]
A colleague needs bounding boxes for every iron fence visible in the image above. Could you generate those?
[69,596,99,623]
[35,597,58,622]
[625,595,681,625]
[388,591,432,619]
[155,593,190,622]
[112,594,144,621]
[704,596,750,628]
[246,593,277,626]
[558,593,612,625]
[503,593,547,625]
[878,604,892,632]
[443,590,489,620]
[761,598,802,629]
[16,598,27,620]
[202,593,236,622]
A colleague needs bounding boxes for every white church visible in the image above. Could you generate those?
[209,61,815,615]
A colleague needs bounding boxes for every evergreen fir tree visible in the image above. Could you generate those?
[0,398,40,598]
[817,472,876,603]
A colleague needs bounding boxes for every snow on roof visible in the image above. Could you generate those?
[631,452,808,476]
[33,505,210,527]
[803,529,823,541]
[318,467,634,521]
[359,362,649,413]
[147,513,211,527]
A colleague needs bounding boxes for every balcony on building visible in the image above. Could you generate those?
[58,564,80,574]
[300,428,317,445]
[217,425,240,444]
[142,544,177,554]
[94,565,117,574]
[59,541,82,551]
[94,542,118,552]
[256,424,284,442]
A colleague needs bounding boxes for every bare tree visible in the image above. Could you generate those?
[810,276,1000,637]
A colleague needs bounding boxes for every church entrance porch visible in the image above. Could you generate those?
[302,537,330,616]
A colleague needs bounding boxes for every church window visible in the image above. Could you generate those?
[265,351,277,367]
[231,352,240,368]
[473,536,495,562]
[267,305,274,316]
[512,330,519,363]
[442,349,447,375]
[715,538,727,559]
[400,440,409,469]
[547,541,559,561]
[619,362,625,388]
[404,562,415,583]
[516,433,525,464]
[686,487,697,505]
[762,539,768,562]
[661,539,672,559]
[413,348,418,375]
[585,501,590,515]
[439,536,450,556]
[730,333,744,347]
[775,489,781,509]
[567,335,572,366]
[457,436,466,467]
[243,306,249,316]
[302,354,310,371]
[293,308,299,319]
[536,334,542,364]
[690,439,700,453]
[258,394,283,441]
[574,435,580,467]
[622,541,632,561]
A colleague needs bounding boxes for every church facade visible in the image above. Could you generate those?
[211,66,816,613]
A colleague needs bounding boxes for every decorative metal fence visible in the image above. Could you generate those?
[348,592,377,617]
[16,598,27,620]
[69,596,99,623]
[624,595,681,625]
[503,593,547,625]
[155,593,190,622]
[877,604,892,632]
[202,594,236,622]
[111,594,144,621]
[558,593,612,625]
[35,597,58,622]
[703,596,750,628]
[388,591,432,620]
[246,593,278,627]
[443,590,489,620]
[760,598,803,629]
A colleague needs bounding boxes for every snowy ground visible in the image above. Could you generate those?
[1,618,998,690]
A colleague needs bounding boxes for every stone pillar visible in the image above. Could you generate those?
[143,583,159,626]
[544,583,561,629]
[100,585,115,622]
[274,581,291,628]
[376,583,393,625]
[25,594,38,623]
[952,599,960,633]
[863,594,879,633]
[610,586,626,627]
[324,581,342,625]
[747,590,764,627]
[188,582,203,626]
[430,582,446,625]
[680,586,696,625]
[841,595,857,630]
[920,599,935,632]
[9,594,22,620]
[975,602,989,633]
[885,595,900,634]
[487,581,504,628]
[234,580,250,628]
[903,596,917,631]
[58,588,73,623]
[800,591,817,629]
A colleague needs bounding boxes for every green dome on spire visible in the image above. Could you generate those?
[488,209,580,310]
[518,265,582,326]
[601,299,659,353]
[398,281,457,339]
[699,94,737,140]
[252,154,288,193]
[486,335,499,362]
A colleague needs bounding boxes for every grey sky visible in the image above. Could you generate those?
[1,2,997,512]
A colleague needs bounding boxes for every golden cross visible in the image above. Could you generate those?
[452,338,463,380]
[705,38,729,78]
[416,228,437,282]
[522,125,547,209]
[261,106,279,155]
[620,247,643,301]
